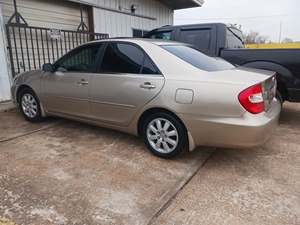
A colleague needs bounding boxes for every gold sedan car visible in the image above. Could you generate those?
[12,39,281,158]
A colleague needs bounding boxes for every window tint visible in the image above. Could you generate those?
[142,57,159,74]
[58,45,100,72]
[100,43,144,74]
[148,31,172,40]
[161,45,235,72]
[179,28,211,54]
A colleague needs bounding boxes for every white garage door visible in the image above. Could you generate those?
[1,0,96,76]
[0,0,89,30]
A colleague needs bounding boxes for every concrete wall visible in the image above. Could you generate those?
[91,0,173,37]
[0,6,11,102]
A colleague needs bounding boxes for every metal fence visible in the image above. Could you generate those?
[6,24,109,77]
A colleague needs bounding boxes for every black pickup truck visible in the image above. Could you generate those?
[144,23,300,103]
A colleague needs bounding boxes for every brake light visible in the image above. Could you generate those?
[238,83,265,114]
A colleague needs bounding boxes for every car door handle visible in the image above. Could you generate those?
[140,82,156,90]
[77,80,89,86]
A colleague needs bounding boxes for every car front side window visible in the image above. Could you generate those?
[56,44,101,73]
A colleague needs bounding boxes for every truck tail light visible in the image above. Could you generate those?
[238,83,265,114]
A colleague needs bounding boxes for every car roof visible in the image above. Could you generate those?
[148,23,226,31]
[87,38,183,46]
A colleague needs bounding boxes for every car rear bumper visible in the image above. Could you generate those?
[180,99,281,150]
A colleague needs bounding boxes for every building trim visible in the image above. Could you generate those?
[159,0,204,9]
[68,1,156,21]
[69,0,203,10]
[0,6,12,101]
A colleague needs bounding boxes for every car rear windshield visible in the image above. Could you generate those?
[161,45,235,72]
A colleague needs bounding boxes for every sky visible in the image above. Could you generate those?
[174,0,300,42]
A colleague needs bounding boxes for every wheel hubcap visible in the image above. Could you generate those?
[21,93,38,118]
[146,118,179,154]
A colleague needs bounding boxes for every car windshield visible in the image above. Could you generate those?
[161,45,235,72]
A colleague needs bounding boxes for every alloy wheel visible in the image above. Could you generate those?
[146,118,179,154]
[21,93,38,118]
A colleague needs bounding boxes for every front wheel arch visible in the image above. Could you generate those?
[17,87,44,122]
[16,85,35,104]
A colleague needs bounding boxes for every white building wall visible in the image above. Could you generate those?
[91,0,173,37]
[0,0,89,31]
[0,6,11,102]
[0,0,174,102]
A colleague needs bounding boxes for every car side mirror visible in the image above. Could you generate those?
[56,66,67,73]
[42,63,54,72]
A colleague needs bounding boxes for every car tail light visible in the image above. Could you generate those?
[238,83,265,114]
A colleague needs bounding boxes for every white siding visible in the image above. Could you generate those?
[0,6,11,101]
[0,0,174,101]
[0,0,91,80]
[0,0,89,31]
[92,0,173,37]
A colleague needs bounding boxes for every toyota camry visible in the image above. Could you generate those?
[12,39,281,158]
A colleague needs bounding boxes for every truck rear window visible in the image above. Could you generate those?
[147,31,172,40]
[161,45,235,72]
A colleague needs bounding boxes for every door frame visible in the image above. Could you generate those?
[94,41,162,75]
[0,6,12,102]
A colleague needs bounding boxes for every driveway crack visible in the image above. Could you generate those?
[0,122,62,144]
[146,149,216,225]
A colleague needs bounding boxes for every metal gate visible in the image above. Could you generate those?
[6,24,108,77]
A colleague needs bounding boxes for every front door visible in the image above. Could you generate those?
[42,43,102,118]
[90,42,165,126]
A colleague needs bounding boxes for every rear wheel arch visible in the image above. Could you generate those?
[138,108,189,158]
[242,61,291,101]
[137,107,187,137]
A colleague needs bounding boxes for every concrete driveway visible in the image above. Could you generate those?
[0,103,299,225]
[152,103,300,225]
[0,109,212,225]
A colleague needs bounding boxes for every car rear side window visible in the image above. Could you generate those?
[142,57,159,74]
[100,43,144,74]
[99,43,160,75]
[161,45,235,72]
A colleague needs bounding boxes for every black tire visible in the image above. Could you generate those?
[276,90,284,106]
[142,112,188,158]
[18,88,43,122]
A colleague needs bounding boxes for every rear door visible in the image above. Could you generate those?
[42,44,102,118]
[90,42,165,126]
